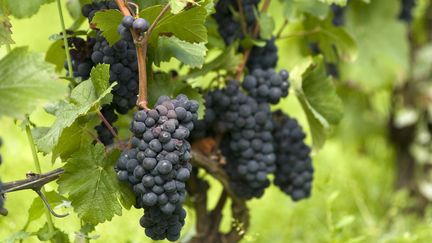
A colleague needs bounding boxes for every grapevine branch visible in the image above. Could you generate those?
[115,0,170,109]
[189,151,249,243]
[235,0,272,79]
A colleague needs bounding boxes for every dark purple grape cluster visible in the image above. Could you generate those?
[140,203,186,241]
[116,95,198,241]
[65,36,96,80]
[91,31,138,114]
[213,0,261,44]
[196,81,276,199]
[81,0,118,21]
[399,0,416,22]
[331,4,346,26]
[242,68,290,104]
[246,38,279,70]
[272,110,313,201]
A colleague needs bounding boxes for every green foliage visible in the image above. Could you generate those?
[154,36,207,68]
[4,0,54,19]
[92,9,123,46]
[339,0,409,91]
[0,47,67,119]
[34,65,114,157]
[58,144,134,225]
[149,6,208,44]
[292,56,343,149]
[45,40,66,72]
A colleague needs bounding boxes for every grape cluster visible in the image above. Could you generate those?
[242,68,290,104]
[272,110,313,201]
[65,36,95,80]
[246,38,279,70]
[91,30,138,114]
[196,81,276,199]
[331,4,346,26]
[81,0,118,21]
[399,0,416,22]
[213,0,261,44]
[116,95,198,241]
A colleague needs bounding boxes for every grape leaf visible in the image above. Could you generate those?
[293,56,343,149]
[5,231,32,243]
[319,0,347,5]
[45,40,66,72]
[66,0,81,20]
[154,36,207,68]
[170,0,187,14]
[150,6,208,44]
[303,14,358,62]
[339,0,408,91]
[57,144,135,225]
[36,223,70,242]
[281,0,329,19]
[5,0,54,19]
[92,9,123,46]
[35,65,114,154]
[258,13,275,40]
[0,47,67,120]
[185,43,242,80]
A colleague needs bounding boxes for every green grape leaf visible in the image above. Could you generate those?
[26,191,68,226]
[66,0,81,20]
[36,223,70,242]
[339,0,409,90]
[5,231,32,243]
[0,47,67,119]
[34,65,114,155]
[169,0,187,14]
[154,36,207,68]
[45,40,66,72]
[58,144,135,224]
[303,14,358,62]
[205,18,225,48]
[0,8,14,46]
[293,56,343,149]
[5,0,54,19]
[92,9,123,46]
[183,44,242,89]
[281,0,329,19]
[150,6,208,44]
[258,13,275,40]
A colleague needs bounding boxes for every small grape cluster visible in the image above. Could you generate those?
[272,110,314,201]
[195,81,277,199]
[399,0,416,22]
[213,0,261,44]
[81,0,118,21]
[331,4,346,26]
[246,38,279,71]
[65,36,96,80]
[242,68,290,104]
[116,95,198,241]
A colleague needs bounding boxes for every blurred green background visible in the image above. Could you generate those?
[1,1,432,243]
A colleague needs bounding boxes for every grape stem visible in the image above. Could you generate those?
[96,110,123,147]
[189,150,249,243]
[235,0,272,80]
[56,0,74,80]
[115,0,171,109]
